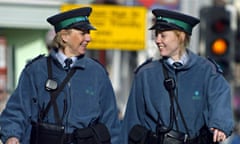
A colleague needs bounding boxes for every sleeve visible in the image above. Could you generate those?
[207,71,234,136]
[121,74,146,144]
[98,74,121,144]
[0,68,35,143]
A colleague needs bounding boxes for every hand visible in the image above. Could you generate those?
[6,137,20,144]
[211,128,226,142]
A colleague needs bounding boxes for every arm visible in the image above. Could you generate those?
[121,74,146,144]
[0,69,34,143]
[98,75,121,144]
[207,72,234,142]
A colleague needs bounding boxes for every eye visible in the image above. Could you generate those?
[155,30,164,37]
[79,30,90,35]
[155,30,159,36]
[79,32,85,36]
[83,30,90,34]
[161,34,166,38]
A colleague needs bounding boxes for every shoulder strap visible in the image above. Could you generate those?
[47,56,53,79]
[40,56,76,125]
[157,61,174,134]
[161,60,190,140]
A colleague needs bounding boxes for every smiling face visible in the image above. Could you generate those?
[155,30,187,60]
[60,29,91,57]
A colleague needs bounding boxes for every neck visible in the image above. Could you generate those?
[172,49,186,61]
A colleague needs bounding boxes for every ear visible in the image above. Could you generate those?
[60,30,70,43]
[179,31,186,42]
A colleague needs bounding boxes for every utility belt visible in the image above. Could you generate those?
[128,124,215,144]
[30,121,111,144]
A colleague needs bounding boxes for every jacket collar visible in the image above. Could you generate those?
[49,49,86,69]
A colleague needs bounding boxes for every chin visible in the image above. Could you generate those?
[79,51,86,55]
[159,52,168,57]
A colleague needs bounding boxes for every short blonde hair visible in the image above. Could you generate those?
[173,30,190,48]
[52,30,72,49]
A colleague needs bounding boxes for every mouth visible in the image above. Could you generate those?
[158,45,164,49]
[80,43,88,48]
[81,41,89,47]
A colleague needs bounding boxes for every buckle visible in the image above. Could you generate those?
[164,78,176,90]
[184,134,188,142]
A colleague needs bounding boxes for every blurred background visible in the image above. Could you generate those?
[0,0,240,143]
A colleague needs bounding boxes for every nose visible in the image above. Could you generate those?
[84,33,91,42]
[155,34,162,44]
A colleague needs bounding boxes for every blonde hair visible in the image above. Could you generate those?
[173,30,190,57]
[173,30,190,48]
[52,29,72,49]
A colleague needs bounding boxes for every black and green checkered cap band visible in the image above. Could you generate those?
[55,16,89,30]
[157,16,192,33]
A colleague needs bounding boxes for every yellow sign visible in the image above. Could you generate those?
[61,4,147,51]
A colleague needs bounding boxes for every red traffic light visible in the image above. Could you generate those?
[211,19,229,33]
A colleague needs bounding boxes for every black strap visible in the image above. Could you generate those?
[40,56,76,125]
[46,56,61,124]
[157,63,175,134]
[161,61,190,139]
[47,56,53,80]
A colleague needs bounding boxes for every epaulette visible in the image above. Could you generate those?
[207,57,223,74]
[91,58,109,75]
[25,54,45,68]
[134,57,153,74]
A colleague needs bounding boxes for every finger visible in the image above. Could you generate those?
[213,129,218,142]
[218,133,226,142]
[217,135,222,142]
[223,134,226,140]
[216,131,225,142]
[218,136,224,142]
